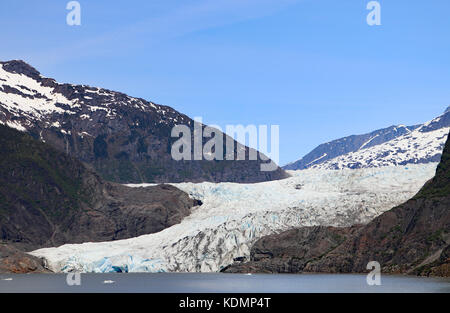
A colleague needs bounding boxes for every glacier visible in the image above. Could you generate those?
[311,125,449,170]
[30,164,439,273]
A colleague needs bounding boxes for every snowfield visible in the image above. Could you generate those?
[30,164,439,273]
[284,108,449,171]
[311,123,449,170]
[0,62,186,131]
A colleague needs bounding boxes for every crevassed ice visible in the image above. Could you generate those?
[30,164,438,273]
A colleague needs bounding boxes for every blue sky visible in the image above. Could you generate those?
[1,0,450,165]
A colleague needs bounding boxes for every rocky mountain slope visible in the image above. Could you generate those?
[224,136,450,276]
[221,225,359,273]
[0,60,287,183]
[284,107,450,170]
[0,124,198,254]
[0,244,50,274]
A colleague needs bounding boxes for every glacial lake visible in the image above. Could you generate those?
[0,273,449,293]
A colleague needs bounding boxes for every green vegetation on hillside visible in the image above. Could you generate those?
[0,124,88,223]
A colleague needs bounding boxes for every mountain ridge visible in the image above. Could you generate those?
[0,123,198,254]
[0,60,288,183]
[224,136,450,276]
[284,108,449,170]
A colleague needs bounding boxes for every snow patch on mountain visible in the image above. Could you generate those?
[0,61,188,132]
[0,64,74,123]
[30,164,438,273]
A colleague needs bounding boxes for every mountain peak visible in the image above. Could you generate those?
[0,60,288,184]
[0,60,42,79]
[284,109,449,170]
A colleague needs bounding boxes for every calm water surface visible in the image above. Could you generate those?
[0,273,449,293]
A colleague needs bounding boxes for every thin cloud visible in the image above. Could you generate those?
[31,0,300,65]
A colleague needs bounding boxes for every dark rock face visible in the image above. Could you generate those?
[0,60,288,183]
[221,226,359,273]
[0,124,197,253]
[302,197,449,275]
[0,245,50,274]
[225,136,450,276]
